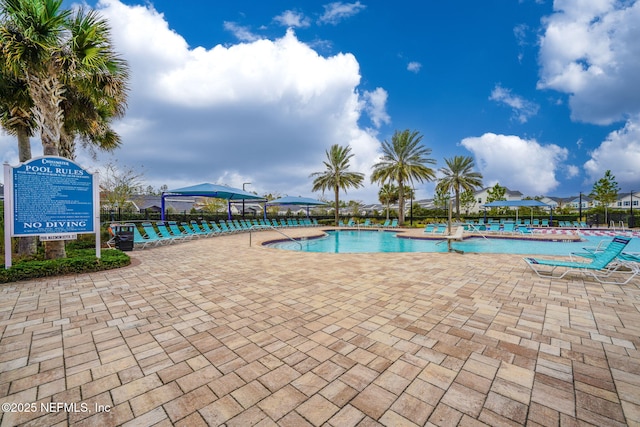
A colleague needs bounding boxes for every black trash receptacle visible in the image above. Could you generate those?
[113,224,135,251]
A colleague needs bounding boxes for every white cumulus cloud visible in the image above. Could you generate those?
[489,84,539,123]
[362,88,391,128]
[74,0,388,201]
[584,117,640,189]
[318,2,366,25]
[407,61,422,73]
[461,133,568,195]
[537,0,640,125]
[274,10,311,28]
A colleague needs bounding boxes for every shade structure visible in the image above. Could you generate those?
[161,183,264,220]
[482,199,552,223]
[264,196,326,219]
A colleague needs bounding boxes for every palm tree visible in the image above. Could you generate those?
[1,0,129,259]
[310,144,364,226]
[0,66,38,256]
[436,155,483,220]
[378,183,398,220]
[371,129,436,225]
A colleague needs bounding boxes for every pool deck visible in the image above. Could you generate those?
[1,226,639,426]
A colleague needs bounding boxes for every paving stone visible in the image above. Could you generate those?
[0,230,638,426]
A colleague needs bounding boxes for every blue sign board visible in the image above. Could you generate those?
[12,157,95,235]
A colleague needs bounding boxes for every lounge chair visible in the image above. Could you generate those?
[541,219,549,227]
[200,221,220,236]
[502,222,516,234]
[183,222,206,238]
[166,221,194,240]
[424,224,436,233]
[434,224,447,234]
[142,222,174,244]
[218,221,235,234]
[390,219,398,228]
[523,236,637,284]
[132,225,163,248]
[362,219,372,228]
[381,219,391,228]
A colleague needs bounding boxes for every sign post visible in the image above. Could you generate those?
[3,156,100,268]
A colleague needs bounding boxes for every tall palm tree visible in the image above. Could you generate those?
[1,0,129,259]
[310,144,364,226]
[371,129,436,225]
[436,155,483,220]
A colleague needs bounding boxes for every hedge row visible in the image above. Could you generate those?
[0,249,130,283]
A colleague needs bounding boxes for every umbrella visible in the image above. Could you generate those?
[162,183,264,219]
[265,196,327,219]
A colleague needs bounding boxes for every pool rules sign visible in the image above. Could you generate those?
[3,156,101,268]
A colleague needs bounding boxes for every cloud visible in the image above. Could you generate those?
[274,10,311,28]
[584,116,640,189]
[74,0,386,202]
[461,133,568,195]
[537,0,640,125]
[407,61,422,73]
[489,84,539,123]
[318,2,366,25]
[362,88,390,128]
[223,21,261,42]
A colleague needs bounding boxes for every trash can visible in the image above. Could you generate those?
[113,223,135,251]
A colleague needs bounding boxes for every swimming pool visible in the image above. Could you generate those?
[266,229,640,255]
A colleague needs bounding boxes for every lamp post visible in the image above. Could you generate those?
[631,190,635,228]
[242,182,251,218]
[410,187,414,226]
[578,192,582,223]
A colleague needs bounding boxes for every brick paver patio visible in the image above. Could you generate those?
[1,228,639,426]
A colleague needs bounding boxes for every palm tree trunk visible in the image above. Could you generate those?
[334,187,340,226]
[28,73,67,259]
[455,186,461,220]
[16,126,37,257]
[397,181,404,225]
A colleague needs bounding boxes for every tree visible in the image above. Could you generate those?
[310,144,364,226]
[378,183,398,220]
[1,0,129,259]
[436,155,483,220]
[0,62,38,256]
[100,162,144,212]
[371,129,436,225]
[433,185,450,212]
[460,189,477,215]
[486,183,507,215]
[590,170,620,225]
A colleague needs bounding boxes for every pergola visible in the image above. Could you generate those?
[161,183,264,220]
[264,196,327,219]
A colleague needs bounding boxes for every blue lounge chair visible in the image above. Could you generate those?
[218,221,235,234]
[200,221,220,236]
[182,222,206,238]
[390,219,398,228]
[424,224,436,233]
[524,236,637,284]
[502,222,516,234]
[434,224,447,234]
[166,221,194,240]
[132,225,163,248]
[142,222,174,244]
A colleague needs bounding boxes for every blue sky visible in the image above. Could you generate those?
[3,0,639,203]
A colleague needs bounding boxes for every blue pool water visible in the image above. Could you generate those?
[266,230,640,255]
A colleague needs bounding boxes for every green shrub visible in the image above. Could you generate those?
[0,249,130,283]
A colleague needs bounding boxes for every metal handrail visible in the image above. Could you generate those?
[464,223,489,240]
[249,225,303,249]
